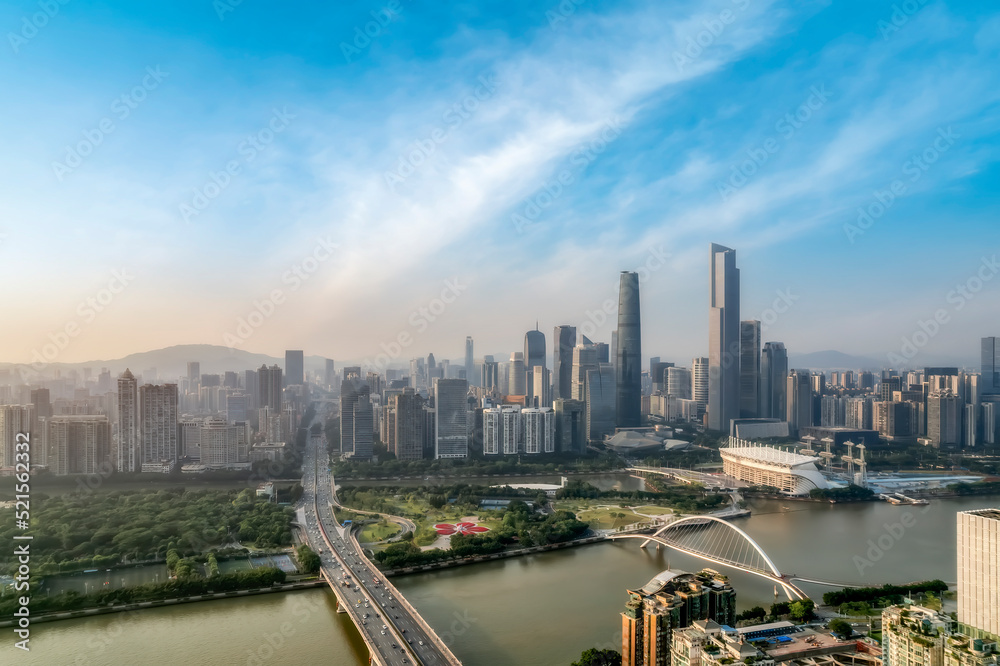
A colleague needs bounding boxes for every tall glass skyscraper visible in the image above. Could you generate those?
[708,243,740,432]
[524,327,546,402]
[982,337,999,394]
[739,320,761,418]
[615,271,641,428]
[284,349,304,386]
[552,325,577,401]
[465,336,474,386]
[760,342,788,420]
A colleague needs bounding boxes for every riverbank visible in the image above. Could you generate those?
[336,469,628,482]
[381,533,618,576]
[0,580,326,628]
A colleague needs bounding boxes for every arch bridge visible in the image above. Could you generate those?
[609,515,863,601]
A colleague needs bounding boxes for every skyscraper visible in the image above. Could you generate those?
[116,369,138,472]
[616,271,641,428]
[553,326,577,402]
[983,337,999,394]
[708,243,740,432]
[554,399,586,454]
[586,363,616,442]
[187,362,200,385]
[393,388,425,461]
[0,405,33,470]
[927,391,961,448]
[508,352,526,396]
[139,383,178,465]
[47,415,110,476]
[465,337,474,386]
[324,359,336,388]
[258,364,283,411]
[786,369,813,435]
[481,355,498,391]
[532,366,552,408]
[435,378,469,458]
[692,357,709,414]
[739,320,760,418]
[957,508,1000,639]
[667,367,692,400]
[572,344,599,401]
[760,342,788,420]
[524,326,546,402]
[340,376,371,458]
[283,350,304,386]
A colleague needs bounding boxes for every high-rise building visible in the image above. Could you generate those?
[393,388,425,461]
[352,395,374,460]
[47,415,110,476]
[523,407,555,454]
[965,403,978,448]
[553,326,577,402]
[573,344,599,401]
[524,327,546,373]
[554,399,585,454]
[199,418,250,466]
[340,377,371,457]
[116,369,139,472]
[586,363,616,442]
[435,379,469,459]
[481,356,498,391]
[284,350,304,386]
[708,243,740,432]
[983,337,999,394]
[667,367,692,400]
[465,337,475,387]
[324,359,336,388]
[187,362,200,385]
[621,569,736,666]
[692,357,710,415]
[258,364,283,411]
[786,370,812,435]
[739,320,760,418]
[139,383,178,465]
[532,366,552,408]
[0,404,33,470]
[958,509,1000,639]
[616,271,642,428]
[226,393,248,424]
[508,352,526,396]
[927,391,961,448]
[760,342,788,420]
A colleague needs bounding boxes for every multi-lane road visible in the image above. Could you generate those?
[299,421,460,666]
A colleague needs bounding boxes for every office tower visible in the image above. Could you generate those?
[226,393,248,424]
[811,372,826,396]
[324,359,336,387]
[586,363,616,442]
[465,337,475,387]
[340,377,370,457]
[879,376,902,403]
[692,357,710,414]
[708,243,740,432]
[621,570,736,666]
[524,327,545,403]
[30,388,51,420]
[985,401,999,445]
[352,395,374,460]
[523,407,555,454]
[97,369,112,393]
[481,355,499,391]
[610,330,618,371]
[594,341,610,364]
[342,366,362,381]
[435,378,469,458]
[0,405,33,469]
[739,320,761,418]
[786,370,812,435]
[958,509,1000,639]
[258,364,283,411]
[553,326,577,401]
[965,403,978,448]
[572,344,599,401]
[983,337,1000,393]
[284,350,304,386]
[223,371,239,389]
[666,367,692,400]
[47,415,111,476]
[139,384,178,465]
[650,361,671,393]
[393,389,425,460]
[116,369,138,472]
[927,391,961,448]
[615,272,642,428]
[187,362,200,385]
[760,342,788,420]
[200,374,221,388]
[554,399,586,454]
[531,366,551,408]
[508,352,526,396]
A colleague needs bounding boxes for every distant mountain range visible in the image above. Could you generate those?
[0,344,979,381]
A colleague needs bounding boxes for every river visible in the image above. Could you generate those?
[3,491,996,666]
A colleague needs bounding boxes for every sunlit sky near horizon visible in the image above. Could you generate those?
[2,0,999,369]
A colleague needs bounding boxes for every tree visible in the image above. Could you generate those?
[789,599,815,623]
[829,619,853,638]
[572,648,622,666]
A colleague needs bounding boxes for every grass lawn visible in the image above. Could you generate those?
[632,505,677,516]
[359,520,401,543]
[571,506,647,530]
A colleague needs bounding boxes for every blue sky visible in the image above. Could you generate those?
[1,0,999,369]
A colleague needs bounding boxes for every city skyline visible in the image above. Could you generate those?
[2,2,999,366]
